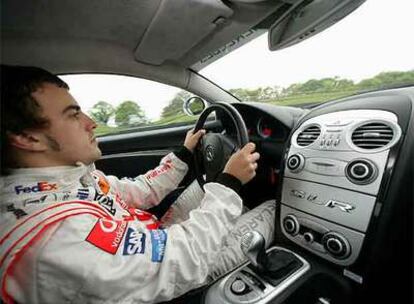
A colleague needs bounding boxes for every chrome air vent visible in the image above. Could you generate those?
[351,122,394,149]
[296,125,321,146]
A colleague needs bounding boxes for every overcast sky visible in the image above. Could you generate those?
[62,0,413,120]
[202,0,414,89]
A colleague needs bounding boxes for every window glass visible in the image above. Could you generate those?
[200,0,414,107]
[60,74,198,137]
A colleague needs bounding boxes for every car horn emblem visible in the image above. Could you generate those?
[206,145,214,162]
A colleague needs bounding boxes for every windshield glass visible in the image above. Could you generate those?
[200,0,414,107]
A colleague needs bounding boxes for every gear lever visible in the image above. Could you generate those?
[240,231,267,273]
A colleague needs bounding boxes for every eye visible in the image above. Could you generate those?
[72,110,81,118]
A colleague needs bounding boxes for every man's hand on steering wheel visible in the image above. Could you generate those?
[184,129,206,152]
[192,102,255,188]
[223,142,260,185]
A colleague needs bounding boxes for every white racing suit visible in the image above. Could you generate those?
[0,152,275,303]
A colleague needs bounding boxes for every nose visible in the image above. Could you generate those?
[83,112,97,130]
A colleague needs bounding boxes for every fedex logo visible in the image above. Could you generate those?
[15,182,57,195]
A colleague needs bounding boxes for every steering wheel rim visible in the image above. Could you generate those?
[193,102,249,190]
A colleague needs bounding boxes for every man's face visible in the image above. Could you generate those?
[32,83,102,166]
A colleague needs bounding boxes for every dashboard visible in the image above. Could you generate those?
[277,87,413,302]
[232,102,305,143]
[246,113,288,141]
[282,109,401,265]
[207,87,413,303]
[222,102,306,206]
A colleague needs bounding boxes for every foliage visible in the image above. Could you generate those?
[228,70,414,103]
[357,71,414,90]
[268,91,355,106]
[161,91,192,118]
[92,70,413,137]
[89,101,115,124]
[94,124,128,136]
[115,101,147,127]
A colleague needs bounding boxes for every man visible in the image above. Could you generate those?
[0,65,275,303]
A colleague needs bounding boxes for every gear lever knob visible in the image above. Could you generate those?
[240,231,267,272]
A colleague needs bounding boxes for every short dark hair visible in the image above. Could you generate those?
[0,65,69,173]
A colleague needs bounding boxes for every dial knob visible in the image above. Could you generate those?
[346,159,377,185]
[322,232,351,259]
[303,232,314,243]
[283,215,300,236]
[287,154,305,172]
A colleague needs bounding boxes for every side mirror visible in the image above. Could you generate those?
[183,96,207,116]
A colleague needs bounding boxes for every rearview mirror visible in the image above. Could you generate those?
[183,96,207,116]
[268,0,366,51]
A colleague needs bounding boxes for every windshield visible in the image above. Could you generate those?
[200,0,414,107]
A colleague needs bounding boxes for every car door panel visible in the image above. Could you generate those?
[96,125,191,178]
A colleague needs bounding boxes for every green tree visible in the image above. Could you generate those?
[261,86,282,100]
[358,71,414,90]
[89,101,115,124]
[161,91,192,118]
[115,101,147,127]
[335,78,355,90]
[229,88,263,101]
[229,88,250,100]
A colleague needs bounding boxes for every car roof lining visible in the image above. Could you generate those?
[1,0,288,75]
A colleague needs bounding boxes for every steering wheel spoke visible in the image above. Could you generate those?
[221,134,238,155]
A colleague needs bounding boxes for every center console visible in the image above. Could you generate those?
[281,110,401,267]
[202,104,406,304]
[204,233,310,304]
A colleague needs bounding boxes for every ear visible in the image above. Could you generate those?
[7,131,48,152]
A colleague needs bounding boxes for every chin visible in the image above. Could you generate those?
[92,148,102,161]
[81,149,102,166]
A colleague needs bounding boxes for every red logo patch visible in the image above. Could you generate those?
[86,219,127,254]
[145,160,172,180]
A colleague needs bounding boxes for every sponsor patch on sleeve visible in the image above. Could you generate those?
[122,227,146,255]
[150,229,167,263]
[144,159,173,181]
[86,219,127,255]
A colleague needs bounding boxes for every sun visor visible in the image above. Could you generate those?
[134,0,233,65]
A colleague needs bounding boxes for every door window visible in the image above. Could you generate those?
[60,74,199,137]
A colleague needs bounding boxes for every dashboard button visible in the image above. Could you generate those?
[346,159,378,184]
[283,215,300,236]
[326,238,342,253]
[287,154,305,172]
[322,232,351,259]
[303,232,314,243]
[231,279,248,295]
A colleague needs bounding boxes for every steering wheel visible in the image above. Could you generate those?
[193,102,249,189]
